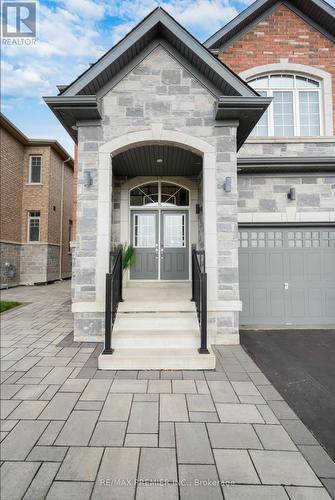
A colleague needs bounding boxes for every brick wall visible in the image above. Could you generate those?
[0,127,24,243]
[218,3,335,129]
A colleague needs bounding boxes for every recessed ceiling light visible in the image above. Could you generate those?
[156,158,163,163]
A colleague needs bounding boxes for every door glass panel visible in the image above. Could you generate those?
[164,214,185,248]
[134,214,156,247]
[161,183,189,206]
[130,183,159,206]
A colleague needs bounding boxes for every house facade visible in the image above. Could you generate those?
[0,114,74,287]
[45,0,335,369]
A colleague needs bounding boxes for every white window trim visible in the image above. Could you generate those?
[28,155,43,184]
[27,211,41,243]
[240,63,333,137]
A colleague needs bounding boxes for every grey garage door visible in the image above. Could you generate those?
[239,227,335,326]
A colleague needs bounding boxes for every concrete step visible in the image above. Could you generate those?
[118,301,195,313]
[111,329,208,349]
[113,312,199,332]
[98,348,216,370]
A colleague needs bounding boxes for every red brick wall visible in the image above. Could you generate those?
[218,3,335,129]
[0,127,24,242]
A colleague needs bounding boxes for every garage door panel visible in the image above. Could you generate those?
[238,227,335,326]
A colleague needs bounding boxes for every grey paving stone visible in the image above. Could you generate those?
[76,367,97,379]
[208,423,262,449]
[299,445,335,478]
[136,483,178,500]
[248,372,271,385]
[160,394,188,421]
[214,449,260,484]
[41,367,74,384]
[90,421,127,446]
[216,403,264,423]
[23,462,60,500]
[75,400,103,410]
[125,433,158,447]
[138,448,177,481]
[250,450,321,486]
[321,479,335,499]
[239,395,266,404]
[225,372,251,382]
[9,357,41,372]
[148,380,171,393]
[159,422,175,447]
[1,420,48,460]
[281,420,319,446]
[38,357,72,367]
[59,378,89,392]
[257,385,284,401]
[1,399,20,419]
[208,381,239,403]
[27,445,68,461]
[92,448,139,500]
[138,370,160,379]
[268,400,298,420]
[9,400,48,419]
[38,393,80,420]
[172,380,197,393]
[0,461,40,500]
[176,422,213,464]
[39,385,60,401]
[100,393,132,420]
[231,381,261,396]
[114,370,138,379]
[204,371,228,381]
[179,464,223,500]
[1,384,23,399]
[222,485,289,500]
[93,369,116,379]
[24,366,53,378]
[285,486,332,500]
[186,394,215,412]
[257,404,280,424]
[133,394,159,402]
[254,424,297,451]
[37,421,64,445]
[182,370,205,380]
[195,380,210,394]
[13,384,48,400]
[46,481,93,500]
[127,402,159,434]
[189,412,219,422]
[55,410,99,446]
[110,379,147,393]
[80,379,111,400]
[0,420,18,432]
[161,370,183,379]
[57,446,103,481]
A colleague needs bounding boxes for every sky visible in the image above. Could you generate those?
[1,0,335,156]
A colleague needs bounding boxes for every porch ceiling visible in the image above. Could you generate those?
[112,144,202,177]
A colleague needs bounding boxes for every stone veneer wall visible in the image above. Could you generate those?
[73,44,240,343]
[0,242,21,288]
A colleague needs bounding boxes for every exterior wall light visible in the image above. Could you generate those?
[196,204,203,214]
[287,187,296,200]
[84,170,93,187]
[156,158,163,163]
[223,177,232,193]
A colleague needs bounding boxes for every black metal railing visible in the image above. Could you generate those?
[191,245,209,354]
[103,245,123,355]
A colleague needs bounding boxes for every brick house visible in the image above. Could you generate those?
[0,113,74,287]
[44,0,335,370]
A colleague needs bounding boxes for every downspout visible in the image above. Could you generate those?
[59,157,71,280]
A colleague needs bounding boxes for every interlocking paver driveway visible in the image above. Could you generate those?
[1,282,334,499]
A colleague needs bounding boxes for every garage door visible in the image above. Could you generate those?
[239,227,335,326]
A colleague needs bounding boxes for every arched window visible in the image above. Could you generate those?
[248,74,321,137]
[129,181,189,207]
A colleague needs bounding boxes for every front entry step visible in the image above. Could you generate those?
[98,348,216,370]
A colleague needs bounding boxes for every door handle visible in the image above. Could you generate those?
[284,283,289,290]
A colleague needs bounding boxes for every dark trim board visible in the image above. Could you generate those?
[239,222,335,228]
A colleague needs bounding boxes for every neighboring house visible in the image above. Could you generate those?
[45,0,335,370]
[0,113,74,288]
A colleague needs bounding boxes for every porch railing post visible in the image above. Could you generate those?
[103,273,114,354]
[191,244,195,302]
[198,272,209,354]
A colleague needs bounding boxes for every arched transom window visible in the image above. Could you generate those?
[249,74,321,137]
[130,181,189,207]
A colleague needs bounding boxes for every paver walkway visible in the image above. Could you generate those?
[1,281,334,500]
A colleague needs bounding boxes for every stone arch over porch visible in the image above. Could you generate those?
[96,127,217,303]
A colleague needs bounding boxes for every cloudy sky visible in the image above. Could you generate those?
[2,0,334,155]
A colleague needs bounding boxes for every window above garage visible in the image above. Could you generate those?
[248,74,322,138]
